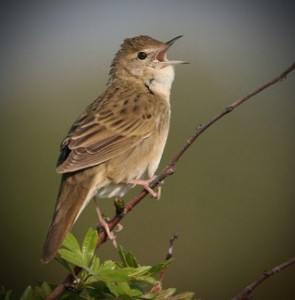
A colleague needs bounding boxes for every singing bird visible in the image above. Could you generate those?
[42,35,187,263]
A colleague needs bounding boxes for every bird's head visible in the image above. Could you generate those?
[109,35,187,87]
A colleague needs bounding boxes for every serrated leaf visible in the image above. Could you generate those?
[100,260,117,271]
[136,275,159,285]
[118,246,130,267]
[149,259,173,276]
[3,289,16,300]
[170,291,195,300]
[105,281,142,299]
[118,246,139,268]
[140,292,155,300]
[85,281,111,298]
[152,289,195,300]
[81,228,98,265]
[90,256,100,274]
[128,266,151,277]
[59,291,85,300]
[39,282,52,296]
[58,248,85,268]
[105,282,120,297]
[98,269,130,282]
[20,286,34,300]
[32,282,52,299]
[62,232,81,253]
[155,288,176,299]
[118,282,142,297]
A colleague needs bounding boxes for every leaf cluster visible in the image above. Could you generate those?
[1,228,195,300]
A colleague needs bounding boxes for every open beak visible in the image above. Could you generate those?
[155,35,189,66]
[165,35,184,47]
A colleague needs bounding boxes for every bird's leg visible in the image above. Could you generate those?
[128,176,163,200]
[93,199,117,248]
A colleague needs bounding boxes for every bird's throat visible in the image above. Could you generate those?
[146,65,175,99]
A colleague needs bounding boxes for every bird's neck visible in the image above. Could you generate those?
[108,65,175,100]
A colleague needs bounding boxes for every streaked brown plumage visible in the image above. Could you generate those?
[42,35,186,263]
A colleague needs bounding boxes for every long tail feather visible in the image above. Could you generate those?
[41,172,95,263]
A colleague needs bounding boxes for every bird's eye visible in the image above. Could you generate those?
[137,52,147,60]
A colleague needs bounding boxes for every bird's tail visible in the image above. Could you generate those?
[41,172,96,263]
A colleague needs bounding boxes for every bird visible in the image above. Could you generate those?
[41,35,187,263]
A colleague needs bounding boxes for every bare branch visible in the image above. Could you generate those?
[165,233,178,261]
[159,234,178,281]
[151,233,178,293]
[46,61,295,300]
[231,257,295,300]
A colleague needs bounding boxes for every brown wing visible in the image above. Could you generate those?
[56,88,160,173]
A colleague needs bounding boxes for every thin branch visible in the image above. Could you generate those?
[46,62,295,300]
[151,233,178,293]
[231,257,295,300]
[103,61,295,242]
[159,234,178,281]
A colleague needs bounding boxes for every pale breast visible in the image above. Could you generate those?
[94,102,170,199]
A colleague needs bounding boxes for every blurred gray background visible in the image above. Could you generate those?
[1,1,294,299]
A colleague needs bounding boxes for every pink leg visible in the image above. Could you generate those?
[93,200,117,248]
[128,177,162,200]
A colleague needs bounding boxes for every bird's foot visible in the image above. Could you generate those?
[129,176,163,200]
[94,201,117,248]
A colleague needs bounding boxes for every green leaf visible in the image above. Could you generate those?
[90,256,100,274]
[20,286,34,300]
[62,232,81,253]
[117,282,142,297]
[152,289,196,300]
[59,291,85,300]
[81,228,98,265]
[98,269,130,282]
[58,248,85,268]
[170,291,195,300]
[31,282,52,299]
[149,259,173,276]
[85,281,111,298]
[128,266,151,277]
[39,282,52,296]
[99,260,117,271]
[51,229,195,299]
[106,281,142,298]
[156,288,176,299]
[2,288,17,300]
[140,292,156,299]
[55,256,76,276]
[135,275,159,285]
[118,246,139,268]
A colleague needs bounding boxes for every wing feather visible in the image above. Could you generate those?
[56,87,164,173]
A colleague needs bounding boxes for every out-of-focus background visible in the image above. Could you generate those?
[1,1,294,299]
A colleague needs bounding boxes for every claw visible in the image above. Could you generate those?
[128,176,163,200]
